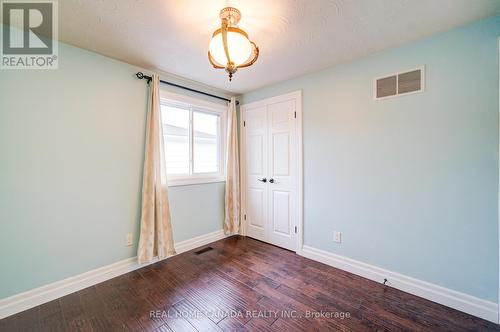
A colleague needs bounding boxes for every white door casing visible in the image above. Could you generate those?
[241,91,303,252]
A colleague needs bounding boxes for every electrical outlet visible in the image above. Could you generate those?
[126,233,133,246]
[333,231,342,243]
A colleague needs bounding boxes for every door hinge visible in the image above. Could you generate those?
[294,112,296,119]
[244,214,247,220]
[243,121,246,127]
[294,226,298,234]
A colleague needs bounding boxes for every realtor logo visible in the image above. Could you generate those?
[1,0,58,69]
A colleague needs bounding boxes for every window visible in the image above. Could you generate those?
[160,92,226,186]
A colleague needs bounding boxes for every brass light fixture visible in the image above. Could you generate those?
[208,7,259,81]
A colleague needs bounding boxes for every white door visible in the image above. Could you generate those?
[244,105,268,241]
[242,92,301,252]
[267,99,297,250]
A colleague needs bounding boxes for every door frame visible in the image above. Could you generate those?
[239,90,303,253]
[497,36,500,324]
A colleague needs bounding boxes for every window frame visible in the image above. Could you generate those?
[160,90,227,187]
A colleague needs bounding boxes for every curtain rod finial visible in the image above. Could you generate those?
[136,72,144,79]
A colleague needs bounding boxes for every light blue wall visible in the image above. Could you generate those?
[0,38,227,298]
[169,182,225,241]
[241,17,500,302]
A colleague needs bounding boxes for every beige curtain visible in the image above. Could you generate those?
[224,97,240,234]
[137,74,175,263]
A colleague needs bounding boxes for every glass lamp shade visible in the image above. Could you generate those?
[209,28,253,67]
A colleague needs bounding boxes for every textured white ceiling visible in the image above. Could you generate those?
[54,0,500,93]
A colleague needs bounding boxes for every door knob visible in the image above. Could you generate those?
[258,178,267,183]
[269,178,274,183]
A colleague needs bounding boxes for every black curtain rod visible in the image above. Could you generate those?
[135,72,239,105]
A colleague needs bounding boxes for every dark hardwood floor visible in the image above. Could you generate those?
[1,236,498,331]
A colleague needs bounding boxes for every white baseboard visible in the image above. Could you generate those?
[0,229,227,319]
[300,245,499,324]
[174,229,227,254]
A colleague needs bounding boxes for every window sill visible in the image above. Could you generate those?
[167,176,226,187]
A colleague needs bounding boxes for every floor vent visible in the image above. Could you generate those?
[374,66,424,100]
[194,247,213,255]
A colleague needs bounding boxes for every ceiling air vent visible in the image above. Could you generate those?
[374,66,424,100]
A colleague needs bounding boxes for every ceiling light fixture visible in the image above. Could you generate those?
[208,7,259,81]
